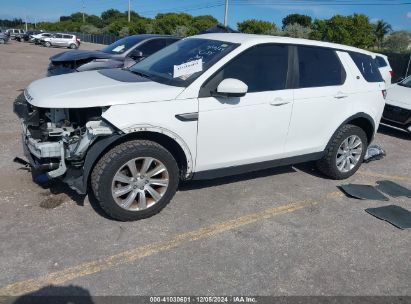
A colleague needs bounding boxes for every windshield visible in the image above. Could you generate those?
[101,36,147,54]
[129,38,239,87]
[399,76,411,88]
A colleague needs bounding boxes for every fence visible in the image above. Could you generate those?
[381,52,411,82]
[69,32,119,45]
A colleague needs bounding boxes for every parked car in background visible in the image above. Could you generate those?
[382,76,411,133]
[0,30,10,44]
[6,28,25,40]
[15,33,386,221]
[31,32,52,44]
[47,34,180,76]
[22,30,42,42]
[374,53,393,85]
[41,33,80,49]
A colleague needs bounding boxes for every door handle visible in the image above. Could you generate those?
[334,92,348,99]
[269,98,291,106]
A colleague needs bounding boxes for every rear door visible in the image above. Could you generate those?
[285,45,352,156]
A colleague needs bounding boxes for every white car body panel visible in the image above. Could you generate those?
[386,84,411,110]
[26,70,185,108]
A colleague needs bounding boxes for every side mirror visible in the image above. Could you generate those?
[215,78,248,97]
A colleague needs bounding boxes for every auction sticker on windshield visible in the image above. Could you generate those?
[112,45,125,53]
[173,59,203,78]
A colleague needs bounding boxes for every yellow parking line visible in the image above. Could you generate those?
[358,170,411,183]
[0,199,322,296]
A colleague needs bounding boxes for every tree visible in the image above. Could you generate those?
[310,14,374,48]
[282,14,312,29]
[153,13,192,35]
[282,23,312,38]
[101,9,125,24]
[80,24,101,34]
[237,19,277,35]
[383,31,410,52]
[190,15,218,35]
[374,20,392,49]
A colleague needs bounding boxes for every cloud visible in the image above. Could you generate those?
[407,12,411,18]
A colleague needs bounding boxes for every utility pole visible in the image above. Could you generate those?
[25,16,28,31]
[224,0,229,26]
[82,0,85,23]
[128,0,131,23]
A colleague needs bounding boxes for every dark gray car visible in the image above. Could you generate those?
[0,30,10,44]
[47,34,180,76]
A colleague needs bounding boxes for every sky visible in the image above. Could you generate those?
[0,0,411,30]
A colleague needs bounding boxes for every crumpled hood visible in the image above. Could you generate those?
[386,84,411,110]
[50,50,112,62]
[26,69,185,108]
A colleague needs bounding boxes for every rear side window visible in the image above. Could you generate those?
[297,46,345,88]
[376,56,388,68]
[63,35,73,39]
[349,52,383,82]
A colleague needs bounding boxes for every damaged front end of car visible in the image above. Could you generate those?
[13,91,119,194]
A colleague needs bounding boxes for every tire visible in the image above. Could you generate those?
[316,124,368,180]
[91,140,180,221]
[69,43,77,49]
[44,41,51,47]
[0,39,4,44]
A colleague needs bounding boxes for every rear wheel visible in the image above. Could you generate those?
[69,43,77,49]
[91,140,180,221]
[316,124,368,180]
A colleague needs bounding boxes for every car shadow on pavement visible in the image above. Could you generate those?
[378,124,411,140]
[40,179,86,207]
[179,166,296,191]
[292,161,329,180]
[9,284,94,304]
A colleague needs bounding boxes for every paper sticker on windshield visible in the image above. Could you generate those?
[173,59,203,78]
[112,45,125,53]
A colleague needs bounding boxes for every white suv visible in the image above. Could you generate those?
[42,33,80,49]
[15,34,386,221]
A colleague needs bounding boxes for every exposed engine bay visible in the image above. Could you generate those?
[13,92,115,181]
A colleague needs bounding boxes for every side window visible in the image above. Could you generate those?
[63,35,72,39]
[297,46,345,88]
[137,39,167,57]
[55,34,63,38]
[376,56,388,68]
[202,44,289,95]
[349,52,383,82]
[165,38,179,46]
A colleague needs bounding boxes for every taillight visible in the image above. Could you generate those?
[389,71,394,77]
[382,90,387,99]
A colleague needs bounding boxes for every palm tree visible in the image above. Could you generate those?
[374,20,392,49]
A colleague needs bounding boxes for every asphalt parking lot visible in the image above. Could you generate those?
[0,40,410,298]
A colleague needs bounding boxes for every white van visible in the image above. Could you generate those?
[15,34,386,220]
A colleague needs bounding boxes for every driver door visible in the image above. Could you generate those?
[195,44,294,173]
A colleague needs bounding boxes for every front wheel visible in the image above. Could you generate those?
[44,41,51,47]
[91,140,180,221]
[316,124,368,180]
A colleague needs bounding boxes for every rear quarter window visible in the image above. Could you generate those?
[376,56,388,68]
[297,46,346,88]
[349,52,383,82]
